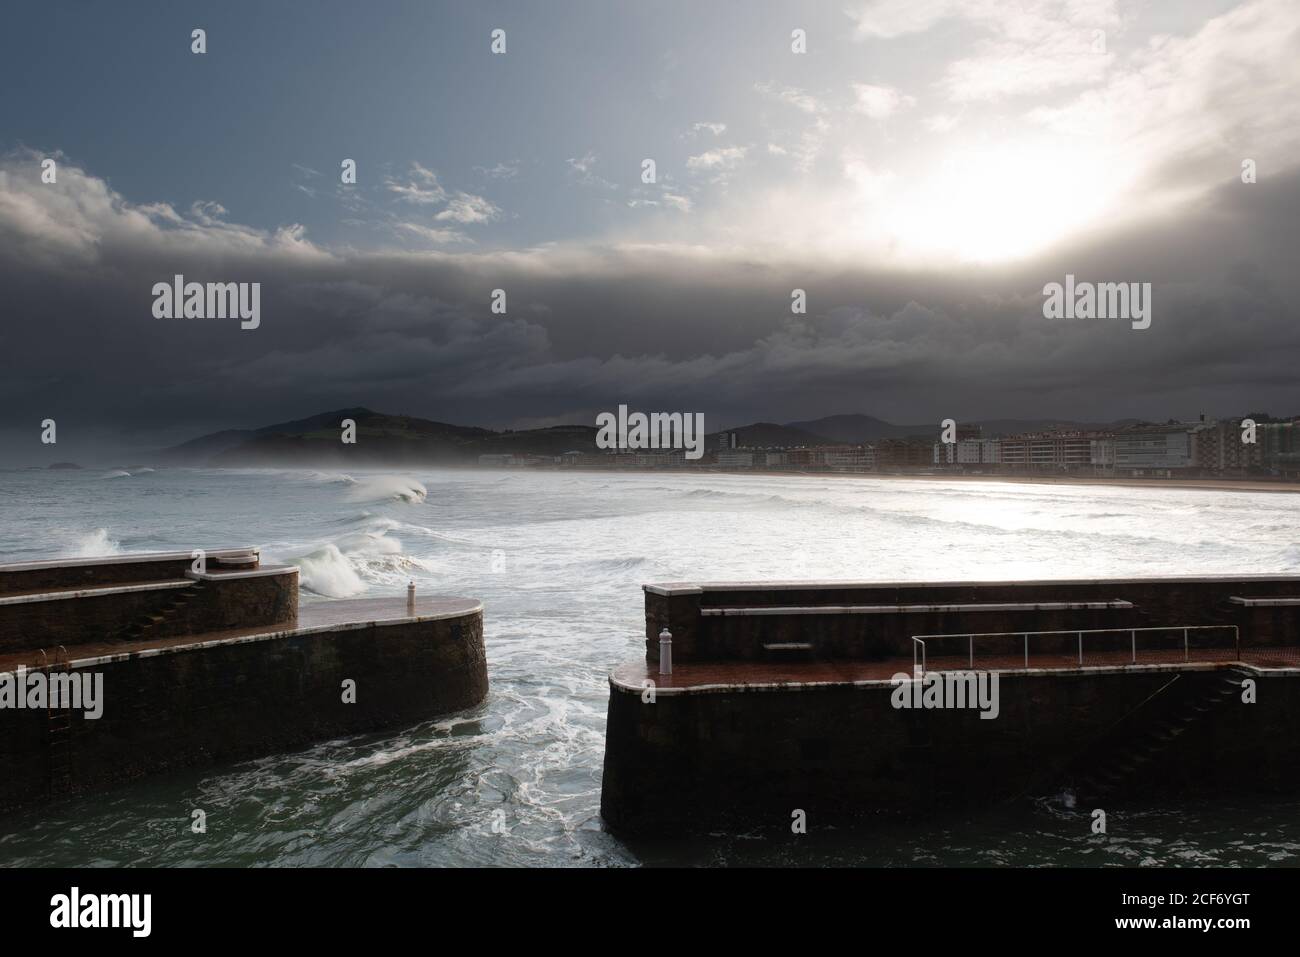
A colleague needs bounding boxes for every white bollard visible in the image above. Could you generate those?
[659,626,673,675]
[406,581,416,615]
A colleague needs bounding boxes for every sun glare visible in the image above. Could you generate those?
[884,139,1118,263]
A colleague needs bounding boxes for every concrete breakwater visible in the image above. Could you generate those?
[601,576,1300,836]
[0,549,486,811]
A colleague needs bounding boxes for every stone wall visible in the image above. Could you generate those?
[0,608,486,812]
[0,557,196,595]
[0,572,297,652]
[644,576,1300,662]
[601,667,1300,836]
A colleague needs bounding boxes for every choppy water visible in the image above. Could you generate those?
[1,466,1299,867]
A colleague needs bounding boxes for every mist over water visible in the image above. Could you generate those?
[1,466,1299,867]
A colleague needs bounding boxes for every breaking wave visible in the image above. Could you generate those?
[282,522,436,597]
[289,544,366,598]
[70,527,121,557]
[345,475,428,504]
[306,471,357,486]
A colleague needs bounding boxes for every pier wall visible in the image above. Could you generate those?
[644,576,1300,662]
[0,549,257,596]
[604,575,1300,835]
[0,572,297,652]
[0,608,486,811]
[602,667,1300,836]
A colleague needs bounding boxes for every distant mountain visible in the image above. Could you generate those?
[158,408,600,467]
[158,428,258,462]
[967,418,1145,437]
[710,422,833,449]
[467,424,601,458]
[157,407,1199,467]
[784,414,920,443]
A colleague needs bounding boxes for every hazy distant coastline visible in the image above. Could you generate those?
[503,465,1300,494]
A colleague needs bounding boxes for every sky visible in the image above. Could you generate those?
[1,0,1298,462]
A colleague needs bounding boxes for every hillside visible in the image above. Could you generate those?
[160,408,599,466]
[710,422,833,449]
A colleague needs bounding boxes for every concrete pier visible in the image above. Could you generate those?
[0,550,486,811]
[601,575,1300,836]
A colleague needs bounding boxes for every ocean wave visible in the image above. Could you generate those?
[280,521,439,596]
[335,529,403,557]
[307,471,357,486]
[391,521,484,547]
[345,475,428,504]
[585,556,649,572]
[70,528,121,557]
[101,469,131,479]
[328,510,375,527]
[288,544,366,598]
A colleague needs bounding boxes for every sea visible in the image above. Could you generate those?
[1,465,1298,867]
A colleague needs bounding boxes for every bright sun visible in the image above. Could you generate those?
[880,138,1119,263]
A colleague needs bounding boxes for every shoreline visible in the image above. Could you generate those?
[12,462,1299,494]
[521,466,1300,494]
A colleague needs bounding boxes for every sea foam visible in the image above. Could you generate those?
[345,475,428,504]
[71,528,122,557]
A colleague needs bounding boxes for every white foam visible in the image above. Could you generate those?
[307,471,357,486]
[336,529,403,557]
[70,528,122,557]
[289,543,366,598]
[345,475,428,504]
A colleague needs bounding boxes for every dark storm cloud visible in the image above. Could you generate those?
[1,147,1298,465]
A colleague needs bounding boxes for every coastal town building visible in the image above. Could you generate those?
[937,431,1111,473]
[521,414,1298,481]
[998,431,1112,471]
[1113,425,1197,474]
[1261,420,1300,477]
[1195,419,1262,474]
[717,449,755,469]
[822,446,876,470]
[875,439,935,470]
[934,437,1001,466]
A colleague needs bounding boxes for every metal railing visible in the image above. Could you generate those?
[909,624,1239,676]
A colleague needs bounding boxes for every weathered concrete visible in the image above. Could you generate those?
[603,575,1300,836]
[601,663,1300,836]
[643,575,1300,661]
[0,551,487,812]
[0,571,297,652]
[0,548,257,595]
[0,597,486,811]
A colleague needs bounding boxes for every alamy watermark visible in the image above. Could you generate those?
[152,274,260,330]
[890,671,1000,720]
[1042,274,1151,330]
[50,887,150,937]
[595,404,705,460]
[1,666,103,719]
